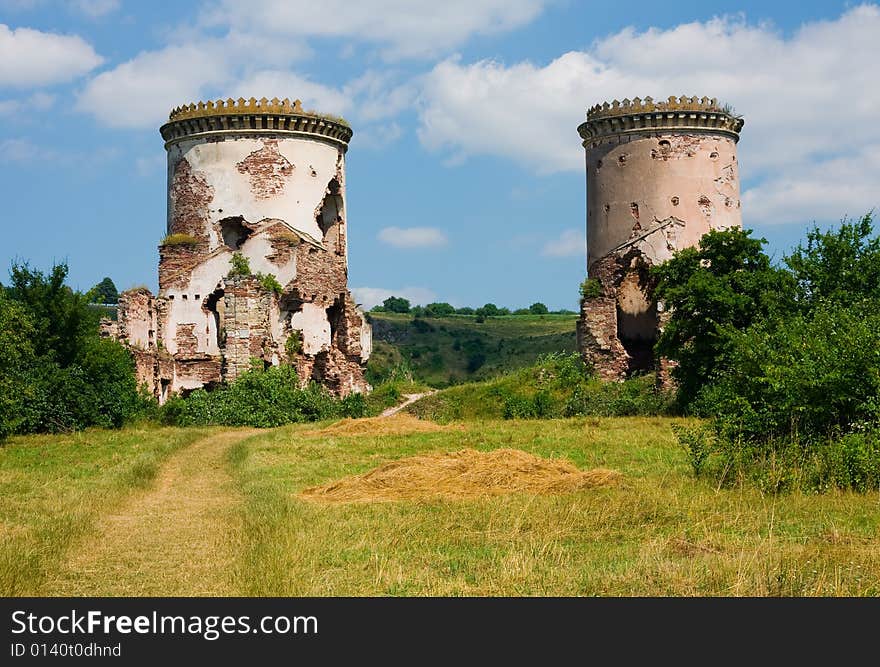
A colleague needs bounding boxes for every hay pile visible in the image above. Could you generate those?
[300,448,621,503]
[305,414,459,437]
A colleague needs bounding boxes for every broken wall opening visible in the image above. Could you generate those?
[317,178,343,242]
[219,216,253,250]
[615,268,658,374]
[204,288,225,347]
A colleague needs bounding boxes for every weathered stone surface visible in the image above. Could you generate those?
[113,100,371,403]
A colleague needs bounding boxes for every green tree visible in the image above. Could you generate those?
[0,292,37,439]
[476,303,500,317]
[652,228,797,408]
[529,302,549,315]
[382,296,411,313]
[6,262,100,367]
[89,277,119,304]
[785,213,880,309]
[423,302,455,317]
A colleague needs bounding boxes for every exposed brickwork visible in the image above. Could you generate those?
[175,357,222,386]
[169,158,213,241]
[99,318,118,339]
[236,139,293,199]
[222,276,278,382]
[174,322,200,357]
[290,231,347,305]
[158,242,211,291]
[577,296,629,381]
[264,221,300,267]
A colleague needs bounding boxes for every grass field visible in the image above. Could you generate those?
[2,417,878,596]
[367,312,578,386]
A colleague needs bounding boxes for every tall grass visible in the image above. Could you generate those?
[0,426,209,595]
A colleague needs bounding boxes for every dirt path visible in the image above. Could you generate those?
[46,429,257,596]
[380,391,437,418]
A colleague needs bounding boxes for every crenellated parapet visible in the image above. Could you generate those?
[578,95,744,144]
[160,97,353,149]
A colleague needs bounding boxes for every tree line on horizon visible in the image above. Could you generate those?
[370,296,576,318]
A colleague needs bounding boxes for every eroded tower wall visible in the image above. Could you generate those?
[117,98,371,401]
[577,96,744,381]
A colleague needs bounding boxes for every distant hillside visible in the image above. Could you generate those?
[366,312,578,387]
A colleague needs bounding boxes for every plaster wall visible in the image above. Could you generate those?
[167,135,344,245]
[585,133,740,270]
[290,302,332,355]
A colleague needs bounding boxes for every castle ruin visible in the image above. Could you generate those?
[576,95,744,381]
[112,97,372,402]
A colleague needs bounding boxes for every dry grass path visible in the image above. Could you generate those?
[45,429,258,596]
[380,391,437,417]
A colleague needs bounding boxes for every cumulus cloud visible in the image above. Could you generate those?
[202,0,548,60]
[541,229,586,257]
[0,24,103,86]
[351,286,438,309]
[417,5,880,224]
[377,226,448,248]
[75,42,235,128]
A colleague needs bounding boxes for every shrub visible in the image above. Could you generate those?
[159,364,364,428]
[256,272,283,295]
[285,330,303,357]
[229,252,251,277]
[652,228,797,408]
[579,278,602,299]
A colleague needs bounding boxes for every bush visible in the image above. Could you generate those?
[579,278,602,299]
[423,302,455,317]
[695,302,880,442]
[229,252,251,277]
[1,261,154,436]
[257,272,283,295]
[160,364,365,427]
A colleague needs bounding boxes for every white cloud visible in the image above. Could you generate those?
[541,229,585,257]
[0,24,103,86]
[742,143,880,226]
[202,0,549,60]
[378,226,448,248]
[76,42,233,128]
[71,0,120,17]
[351,286,438,309]
[417,5,880,224]
[0,91,54,114]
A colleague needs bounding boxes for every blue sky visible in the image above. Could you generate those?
[1,0,877,310]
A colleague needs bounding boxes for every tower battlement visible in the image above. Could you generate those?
[579,95,744,144]
[160,97,352,149]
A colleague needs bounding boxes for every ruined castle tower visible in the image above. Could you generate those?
[576,96,744,381]
[115,97,371,402]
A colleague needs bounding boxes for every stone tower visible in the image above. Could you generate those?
[576,95,744,381]
[115,97,371,402]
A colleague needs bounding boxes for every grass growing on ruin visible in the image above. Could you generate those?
[0,425,211,595]
[229,417,880,596]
